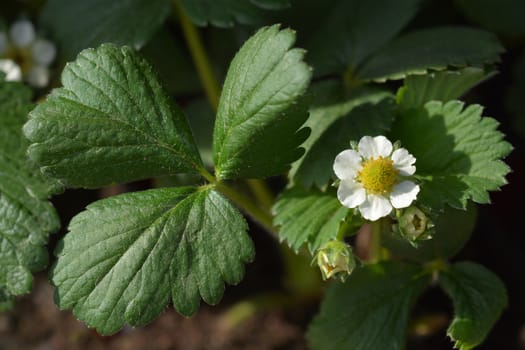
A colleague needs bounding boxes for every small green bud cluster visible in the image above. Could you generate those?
[314,240,356,282]
[393,206,435,246]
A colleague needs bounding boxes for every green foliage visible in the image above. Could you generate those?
[391,100,512,210]
[0,81,60,304]
[291,81,395,188]
[273,187,349,253]
[40,0,171,58]
[181,0,289,27]
[439,262,508,350]
[306,0,422,77]
[213,25,311,180]
[397,68,495,109]
[307,262,429,350]
[358,27,504,81]
[5,0,513,345]
[52,187,254,335]
[24,44,203,189]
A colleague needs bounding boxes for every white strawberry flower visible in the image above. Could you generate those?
[0,19,56,88]
[333,135,420,221]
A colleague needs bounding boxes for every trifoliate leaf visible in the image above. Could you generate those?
[397,68,496,109]
[181,0,289,27]
[358,27,504,82]
[213,25,311,180]
[52,187,254,335]
[456,0,525,37]
[24,44,203,189]
[40,0,171,58]
[0,81,60,301]
[390,100,512,210]
[383,204,477,263]
[306,0,422,77]
[308,262,429,350]
[273,187,348,253]
[439,262,507,350]
[291,81,395,188]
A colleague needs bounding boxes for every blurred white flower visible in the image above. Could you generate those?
[333,135,420,221]
[0,18,56,88]
[10,19,35,48]
[0,59,22,81]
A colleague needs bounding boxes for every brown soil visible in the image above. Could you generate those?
[0,275,308,350]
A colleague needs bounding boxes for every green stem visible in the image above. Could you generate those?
[246,179,274,211]
[216,182,276,234]
[173,0,221,110]
[174,1,276,216]
[198,167,275,233]
[370,220,382,263]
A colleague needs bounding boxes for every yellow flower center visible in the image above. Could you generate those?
[357,156,398,194]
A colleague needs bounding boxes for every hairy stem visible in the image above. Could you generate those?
[174,1,276,222]
[198,167,275,233]
[215,182,276,234]
[173,0,221,110]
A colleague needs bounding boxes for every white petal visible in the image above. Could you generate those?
[32,39,56,66]
[333,149,362,180]
[0,59,22,81]
[392,148,416,176]
[359,194,392,221]
[390,181,420,209]
[10,20,35,48]
[358,135,393,159]
[337,180,366,208]
[27,65,50,88]
[0,32,7,55]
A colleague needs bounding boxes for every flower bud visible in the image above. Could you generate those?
[314,240,356,282]
[395,206,434,242]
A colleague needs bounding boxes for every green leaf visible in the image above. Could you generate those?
[52,186,254,335]
[390,100,512,210]
[213,25,312,180]
[0,81,60,300]
[383,203,477,263]
[292,81,395,188]
[273,187,348,253]
[439,262,508,350]
[307,262,429,350]
[181,0,289,27]
[40,0,171,58]
[306,0,422,77]
[24,44,203,189]
[358,27,504,82]
[456,0,525,37]
[397,68,496,109]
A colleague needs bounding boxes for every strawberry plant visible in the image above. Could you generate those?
[1,0,520,349]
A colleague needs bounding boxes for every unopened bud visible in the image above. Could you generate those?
[314,240,356,282]
[395,206,434,242]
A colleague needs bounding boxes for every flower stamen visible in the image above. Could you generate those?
[357,156,398,195]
